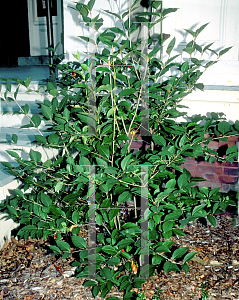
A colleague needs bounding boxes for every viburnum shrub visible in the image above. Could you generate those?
[0,0,239,299]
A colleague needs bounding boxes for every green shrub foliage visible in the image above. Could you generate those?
[0,0,238,298]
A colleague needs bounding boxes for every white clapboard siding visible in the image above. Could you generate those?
[0,82,58,249]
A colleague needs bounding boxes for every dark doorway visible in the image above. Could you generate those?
[0,1,30,67]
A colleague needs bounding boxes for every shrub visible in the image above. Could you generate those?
[0,0,238,298]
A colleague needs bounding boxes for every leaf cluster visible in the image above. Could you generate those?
[0,0,238,299]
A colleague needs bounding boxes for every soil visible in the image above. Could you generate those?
[1,212,239,300]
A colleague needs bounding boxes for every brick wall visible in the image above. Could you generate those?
[130,135,239,193]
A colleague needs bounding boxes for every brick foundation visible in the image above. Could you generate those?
[130,135,239,193]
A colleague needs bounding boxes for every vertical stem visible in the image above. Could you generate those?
[134,196,137,219]
[111,47,117,167]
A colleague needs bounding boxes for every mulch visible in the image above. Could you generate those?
[1,212,239,300]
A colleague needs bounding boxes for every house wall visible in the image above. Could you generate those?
[61,0,239,191]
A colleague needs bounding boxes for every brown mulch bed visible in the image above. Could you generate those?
[1,213,239,299]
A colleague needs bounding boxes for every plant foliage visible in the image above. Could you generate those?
[0,0,238,298]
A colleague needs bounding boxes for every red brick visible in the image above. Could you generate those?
[220,161,238,167]
[227,136,239,142]
[197,165,222,174]
[185,157,196,162]
[220,184,231,193]
[208,141,219,149]
[190,171,199,177]
[181,163,196,172]
[223,167,238,176]
[205,174,216,181]
[130,141,143,148]
[196,181,221,188]
[218,175,238,184]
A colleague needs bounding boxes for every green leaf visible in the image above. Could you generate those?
[177,173,187,189]
[226,145,237,155]
[29,149,42,163]
[41,194,52,207]
[41,104,53,120]
[192,203,207,216]
[96,213,103,225]
[183,252,197,264]
[207,215,216,227]
[96,66,112,74]
[103,10,121,20]
[71,236,87,249]
[21,225,37,231]
[48,133,59,145]
[102,245,118,255]
[31,115,41,127]
[162,220,174,232]
[184,29,196,37]
[162,8,178,17]
[100,267,112,280]
[7,205,18,216]
[183,47,194,55]
[120,281,130,290]
[107,257,121,265]
[109,209,118,221]
[97,84,112,93]
[181,61,189,73]
[117,238,134,250]
[164,210,182,221]
[172,247,188,260]
[98,35,119,48]
[121,154,132,171]
[219,46,233,57]
[195,83,204,91]
[148,46,162,58]
[152,135,166,146]
[165,178,176,189]
[49,245,61,254]
[97,144,110,159]
[118,191,132,204]
[12,134,18,144]
[218,121,230,135]
[173,228,186,236]
[166,37,176,55]
[109,27,126,37]
[25,77,31,87]
[14,189,24,198]
[196,23,209,36]
[92,285,100,298]
[83,280,97,287]
[49,89,58,97]
[56,240,71,252]
[152,254,163,265]
[182,263,189,273]
[87,0,95,11]
[21,103,29,114]
[72,211,79,224]
[119,88,136,97]
[55,181,63,192]
[234,120,239,131]
[47,81,56,91]
[6,150,20,159]
[163,261,180,273]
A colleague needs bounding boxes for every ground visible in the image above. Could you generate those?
[0,212,239,300]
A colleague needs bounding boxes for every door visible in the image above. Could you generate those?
[27,0,63,56]
[0,1,30,66]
